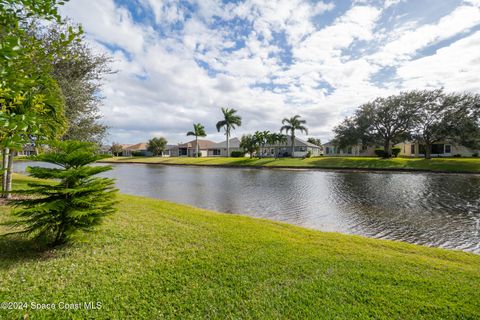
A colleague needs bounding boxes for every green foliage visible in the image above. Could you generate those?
[230,151,244,157]
[374,148,386,157]
[5,140,117,245]
[216,108,242,156]
[240,134,259,158]
[186,123,206,139]
[305,150,312,158]
[307,137,321,146]
[110,142,123,156]
[392,147,401,157]
[473,153,478,158]
[29,21,111,144]
[147,137,167,156]
[281,115,308,157]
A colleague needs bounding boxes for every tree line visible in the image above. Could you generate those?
[333,89,480,158]
[121,110,321,159]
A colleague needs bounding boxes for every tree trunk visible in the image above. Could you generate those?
[226,129,230,157]
[425,143,432,159]
[196,136,199,158]
[383,139,391,158]
[2,148,9,197]
[6,150,14,199]
[291,134,295,158]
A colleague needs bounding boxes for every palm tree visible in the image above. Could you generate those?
[216,108,242,157]
[280,115,308,157]
[266,132,287,158]
[186,123,207,157]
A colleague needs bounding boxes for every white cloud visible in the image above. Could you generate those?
[59,0,480,144]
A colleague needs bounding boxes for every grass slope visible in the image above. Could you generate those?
[0,176,479,319]
[100,156,480,173]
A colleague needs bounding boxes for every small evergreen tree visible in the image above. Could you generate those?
[6,141,118,246]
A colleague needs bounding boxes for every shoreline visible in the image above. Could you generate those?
[98,159,480,174]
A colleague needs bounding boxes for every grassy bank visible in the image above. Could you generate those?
[100,156,480,173]
[1,175,479,319]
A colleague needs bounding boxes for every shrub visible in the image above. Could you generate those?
[231,151,245,157]
[193,152,202,157]
[374,148,386,157]
[453,154,462,158]
[132,151,145,156]
[305,150,312,158]
[472,152,478,157]
[392,147,401,157]
[5,141,118,246]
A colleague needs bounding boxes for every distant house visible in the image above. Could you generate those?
[322,141,376,157]
[170,139,217,157]
[263,137,322,158]
[397,141,479,157]
[17,144,37,156]
[208,138,243,157]
[122,143,153,157]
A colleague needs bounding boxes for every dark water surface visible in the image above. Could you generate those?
[14,162,480,253]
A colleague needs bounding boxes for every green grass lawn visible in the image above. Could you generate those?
[100,156,480,173]
[0,175,479,319]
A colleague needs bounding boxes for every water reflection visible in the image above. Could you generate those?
[13,162,480,253]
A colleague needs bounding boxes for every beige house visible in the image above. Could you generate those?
[170,139,217,157]
[397,141,479,157]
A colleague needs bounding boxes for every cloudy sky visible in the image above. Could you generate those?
[61,0,480,144]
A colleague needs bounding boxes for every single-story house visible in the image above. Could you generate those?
[207,138,244,157]
[397,141,479,157]
[170,139,217,157]
[322,141,377,157]
[122,143,153,157]
[260,136,322,158]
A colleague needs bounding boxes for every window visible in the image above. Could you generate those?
[410,144,415,154]
[212,149,221,156]
[432,144,444,154]
[347,147,352,154]
[294,146,307,152]
[445,145,451,153]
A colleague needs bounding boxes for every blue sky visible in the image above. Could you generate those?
[61,0,480,144]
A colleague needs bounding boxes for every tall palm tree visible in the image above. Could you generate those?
[280,115,308,157]
[186,123,207,157]
[216,108,242,157]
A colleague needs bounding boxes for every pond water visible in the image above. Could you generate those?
[14,161,480,253]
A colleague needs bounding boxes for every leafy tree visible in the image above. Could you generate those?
[0,1,80,197]
[5,141,117,246]
[280,115,308,157]
[29,21,112,144]
[240,134,259,158]
[147,137,168,156]
[186,123,206,157]
[307,137,322,147]
[216,108,242,157]
[110,142,123,156]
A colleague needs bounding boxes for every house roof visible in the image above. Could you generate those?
[212,137,241,148]
[268,136,321,148]
[178,139,217,149]
[124,143,148,151]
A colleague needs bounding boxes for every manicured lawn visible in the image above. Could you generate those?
[100,156,480,173]
[0,175,479,319]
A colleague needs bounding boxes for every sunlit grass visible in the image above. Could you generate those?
[0,175,479,319]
